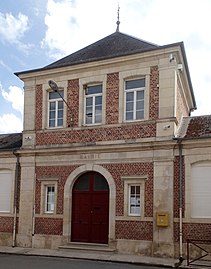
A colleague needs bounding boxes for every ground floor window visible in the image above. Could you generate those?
[0,170,13,213]
[122,176,146,218]
[38,177,58,215]
[45,185,55,213]
[191,163,211,218]
[129,185,141,216]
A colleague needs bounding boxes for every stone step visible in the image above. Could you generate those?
[59,242,116,254]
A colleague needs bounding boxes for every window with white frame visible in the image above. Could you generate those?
[129,185,141,216]
[84,84,102,125]
[191,163,211,218]
[124,78,145,121]
[122,176,146,218]
[48,91,64,128]
[0,170,13,213]
[45,185,55,213]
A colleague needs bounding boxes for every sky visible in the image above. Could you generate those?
[0,0,211,133]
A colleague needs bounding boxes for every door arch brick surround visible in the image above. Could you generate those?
[63,164,116,244]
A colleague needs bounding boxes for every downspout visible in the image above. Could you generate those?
[174,138,184,266]
[178,139,184,264]
[12,151,20,248]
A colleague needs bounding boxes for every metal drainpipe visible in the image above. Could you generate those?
[178,139,184,264]
[12,151,20,248]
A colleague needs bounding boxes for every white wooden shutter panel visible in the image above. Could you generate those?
[0,171,12,212]
[191,165,211,218]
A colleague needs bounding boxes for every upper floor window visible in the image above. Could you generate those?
[85,84,102,125]
[124,78,145,121]
[48,91,64,128]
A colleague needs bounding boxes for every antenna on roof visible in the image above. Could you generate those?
[116,4,120,32]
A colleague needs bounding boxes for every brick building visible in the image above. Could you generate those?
[0,30,211,259]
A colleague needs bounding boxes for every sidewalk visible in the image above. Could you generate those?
[0,246,183,268]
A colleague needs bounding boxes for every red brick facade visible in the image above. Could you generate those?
[149,66,159,120]
[36,123,156,145]
[35,84,43,130]
[106,72,119,124]
[116,220,153,240]
[34,162,153,239]
[0,217,14,233]
[173,156,185,218]
[35,217,63,235]
[102,162,153,217]
[35,165,79,214]
[35,68,159,146]
[67,79,79,127]
[174,222,211,242]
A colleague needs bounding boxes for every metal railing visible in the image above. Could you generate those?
[187,239,211,267]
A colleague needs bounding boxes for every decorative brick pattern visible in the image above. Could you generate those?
[35,84,43,130]
[16,168,21,213]
[116,220,153,240]
[36,123,156,145]
[67,79,79,127]
[102,162,154,217]
[106,72,119,124]
[176,84,189,123]
[35,165,79,214]
[149,66,159,120]
[35,217,63,235]
[0,216,14,233]
[185,116,211,138]
[173,156,185,218]
[174,222,211,242]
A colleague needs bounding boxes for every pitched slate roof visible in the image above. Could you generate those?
[0,133,22,150]
[44,31,159,69]
[14,30,196,109]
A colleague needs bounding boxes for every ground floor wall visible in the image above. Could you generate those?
[12,147,176,257]
[1,143,211,259]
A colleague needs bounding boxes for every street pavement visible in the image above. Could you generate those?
[0,245,183,268]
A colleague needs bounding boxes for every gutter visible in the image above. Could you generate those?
[12,151,20,248]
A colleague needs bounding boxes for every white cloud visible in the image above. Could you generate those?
[0,12,32,52]
[0,114,23,134]
[1,85,24,115]
[41,0,118,59]
[41,0,78,58]
[0,83,23,133]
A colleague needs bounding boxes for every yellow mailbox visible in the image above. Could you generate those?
[156,212,169,227]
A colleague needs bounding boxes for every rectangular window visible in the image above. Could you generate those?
[191,164,211,218]
[129,185,141,216]
[48,91,64,128]
[125,78,145,121]
[0,171,12,213]
[45,186,55,213]
[85,84,102,125]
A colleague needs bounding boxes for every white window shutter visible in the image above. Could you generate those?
[191,165,211,218]
[0,171,12,212]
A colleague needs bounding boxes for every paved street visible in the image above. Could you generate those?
[0,254,170,269]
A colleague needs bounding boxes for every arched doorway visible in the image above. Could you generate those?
[71,172,109,244]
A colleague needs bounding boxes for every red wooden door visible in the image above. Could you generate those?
[71,172,109,244]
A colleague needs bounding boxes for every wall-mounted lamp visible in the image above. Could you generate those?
[48,80,73,127]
